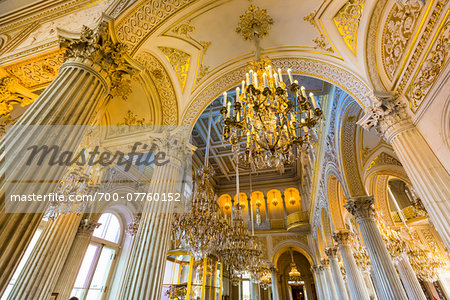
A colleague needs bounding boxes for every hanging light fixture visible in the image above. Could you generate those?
[172,108,230,261]
[221,5,322,170]
[288,248,302,283]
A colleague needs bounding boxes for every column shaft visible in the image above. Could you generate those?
[345,196,408,300]
[0,63,108,295]
[325,247,349,300]
[119,159,183,299]
[52,218,100,300]
[391,127,450,249]
[334,231,370,300]
[322,259,339,300]
[395,253,427,300]
[270,268,280,300]
[7,213,82,299]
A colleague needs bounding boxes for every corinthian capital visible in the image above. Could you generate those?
[344,196,375,220]
[333,230,352,245]
[78,218,101,234]
[357,91,413,143]
[324,247,339,258]
[59,19,135,98]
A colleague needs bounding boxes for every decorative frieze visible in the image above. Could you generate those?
[4,50,65,91]
[135,51,178,125]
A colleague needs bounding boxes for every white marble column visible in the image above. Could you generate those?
[119,139,188,300]
[394,253,427,300]
[52,217,101,300]
[311,265,325,300]
[345,196,408,300]
[270,267,281,300]
[0,20,132,295]
[333,230,370,300]
[321,259,338,300]
[7,213,83,299]
[358,95,450,250]
[325,247,349,300]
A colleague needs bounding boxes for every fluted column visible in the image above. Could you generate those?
[52,217,101,300]
[394,253,427,300]
[345,196,408,300]
[318,265,330,300]
[7,213,83,299]
[270,267,280,300]
[358,95,450,249]
[325,247,349,300]
[321,259,338,300]
[333,230,370,300]
[311,265,324,300]
[0,20,132,295]
[119,140,188,300]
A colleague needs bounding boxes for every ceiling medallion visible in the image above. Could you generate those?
[236,5,273,41]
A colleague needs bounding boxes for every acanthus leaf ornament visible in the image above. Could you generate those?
[356,92,413,143]
[59,21,135,100]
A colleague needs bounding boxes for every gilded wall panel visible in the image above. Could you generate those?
[382,2,423,80]
[158,47,191,92]
[333,0,365,55]
[407,15,449,112]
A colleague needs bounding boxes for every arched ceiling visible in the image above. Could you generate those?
[115,0,375,122]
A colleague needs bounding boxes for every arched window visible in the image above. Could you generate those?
[71,213,122,300]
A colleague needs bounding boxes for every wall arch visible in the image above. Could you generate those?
[272,239,315,266]
[181,57,372,127]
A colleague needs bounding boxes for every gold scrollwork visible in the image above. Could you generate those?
[333,0,366,55]
[407,17,449,112]
[382,1,423,80]
[312,35,334,53]
[159,47,191,92]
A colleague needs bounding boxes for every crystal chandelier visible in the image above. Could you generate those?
[216,203,263,274]
[260,269,272,290]
[221,5,322,170]
[288,248,302,283]
[407,243,448,282]
[172,109,230,261]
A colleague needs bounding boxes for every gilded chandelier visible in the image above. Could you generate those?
[221,4,322,169]
[221,59,322,169]
[288,248,302,283]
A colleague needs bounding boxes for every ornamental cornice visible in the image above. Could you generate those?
[182,57,371,127]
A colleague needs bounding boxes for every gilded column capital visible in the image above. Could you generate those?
[357,92,413,143]
[77,218,101,234]
[311,265,321,273]
[126,215,141,237]
[325,247,339,258]
[344,196,375,220]
[321,258,330,267]
[333,230,353,245]
[59,20,135,98]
